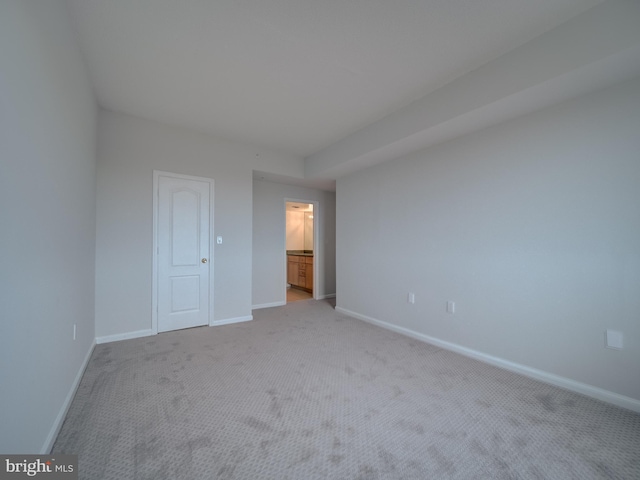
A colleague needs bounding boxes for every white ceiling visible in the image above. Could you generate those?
[66,0,606,162]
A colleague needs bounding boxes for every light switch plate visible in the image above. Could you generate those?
[605,329,623,350]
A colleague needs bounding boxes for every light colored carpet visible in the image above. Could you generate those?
[53,299,640,479]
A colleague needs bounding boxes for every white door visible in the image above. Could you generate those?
[157,174,211,333]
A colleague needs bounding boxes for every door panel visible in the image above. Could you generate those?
[170,275,200,312]
[171,189,200,266]
[157,175,210,333]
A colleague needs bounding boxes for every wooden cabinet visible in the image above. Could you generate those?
[287,255,313,292]
[304,256,313,291]
[287,257,299,288]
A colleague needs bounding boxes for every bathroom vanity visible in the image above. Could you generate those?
[287,251,313,293]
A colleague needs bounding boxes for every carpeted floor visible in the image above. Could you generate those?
[53,299,640,479]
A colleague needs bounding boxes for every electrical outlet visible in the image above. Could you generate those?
[605,329,623,349]
[446,301,455,314]
[408,292,415,304]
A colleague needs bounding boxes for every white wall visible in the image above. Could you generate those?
[0,0,97,453]
[285,210,315,251]
[336,77,640,404]
[286,211,305,251]
[253,179,336,308]
[96,110,304,339]
[304,212,314,251]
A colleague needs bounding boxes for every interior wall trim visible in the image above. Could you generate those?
[252,301,287,310]
[211,315,253,327]
[318,293,336,299]
[336,306,640,413]
[96,329,155,345]
[42,339,96,453]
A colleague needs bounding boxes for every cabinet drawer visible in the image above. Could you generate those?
[305,256,313,264]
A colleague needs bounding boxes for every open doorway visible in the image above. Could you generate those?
[285,201,314,302]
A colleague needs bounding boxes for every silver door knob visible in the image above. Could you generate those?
[201,258,208,263]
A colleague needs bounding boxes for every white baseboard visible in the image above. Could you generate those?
[211,315,253,327]
[96,328,154,345]
[95,314,256,342]
[252,301,286,310]
[318,293,336,300]
[336,306,640,413]
[42,338,96,454]
[253,294,335,308]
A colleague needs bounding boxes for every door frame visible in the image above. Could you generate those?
[152,170,215,334]
[284,198,319,301]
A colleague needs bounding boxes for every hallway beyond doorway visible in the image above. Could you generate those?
[287,287,312,303]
